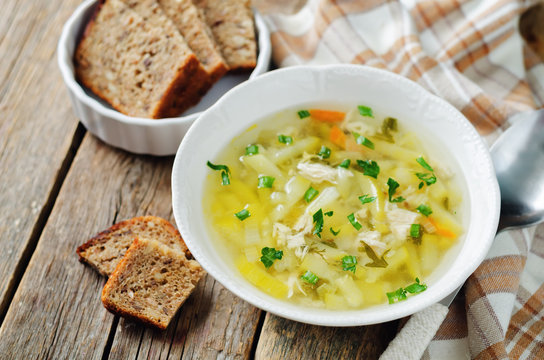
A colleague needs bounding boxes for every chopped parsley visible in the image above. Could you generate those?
[387,178,405,203]
[245,144,259,156]
[330,227,340,236]
[356,159,380,179]
[260,247,283,268]
[416,204,433,217]
[353,132,375,149]
[416,156,434,172]
[317,145,331,159]
[341,255,357,273]
[207,161,230,185]
[234,208,250,221]
[313,209,324,238]
[347,213,362,231]
[338,159,351,168]
[362,243,388,268]
[387,278,427,304]
[278,134,293,145]
[416,172,437,188]
[416,157,436,188]
[359,194,376,205]
[304,187,319,202]
[358,105,374,118]
[297,110,310,119]
[257,175,275,188]
[301,270,319,285]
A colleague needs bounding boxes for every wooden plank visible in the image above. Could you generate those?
[0,135,175,358]
[109,274,261,359]
[0,0,84,319]
[0,133,262,359]
[255,313,399,359]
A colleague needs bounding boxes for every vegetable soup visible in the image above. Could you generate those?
[203,105,463,310]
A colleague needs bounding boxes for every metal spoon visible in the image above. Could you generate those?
[492,109,544,232]
[380,109,544,360]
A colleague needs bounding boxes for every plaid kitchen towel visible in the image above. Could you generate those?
[260,0,544,359]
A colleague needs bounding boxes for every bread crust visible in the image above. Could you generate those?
[76,215,191,276]
[101,237,204,329]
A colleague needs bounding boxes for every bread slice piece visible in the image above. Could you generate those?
[193,0,257,71]
[158,0,228,85]
[74,0,202,118]
[119,0,212,104]
[101,237,204,329]
[77,216,190,276]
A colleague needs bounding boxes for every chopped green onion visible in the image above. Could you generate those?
[234,208,250,221]
[356,160,380,179]
[330,227,340,236]
[410,224,422,240]
[304,187,319,202]
[416,204,433,217]
[313,209,324,238]
[257,175,275,188]
[387,178,405,203]
[387,278,427,304]
[317,145,331,159]
[278,134,293,145]
[386,288,407,304]
[245,144,259,156]
[362,243,389,268]
[358,105,374,118]
[341,255,357,273]
[260,247,283,268]
[405,277,427,294]
[301,270,319,285]
[338,159,351,168]
[358,194,376,205]
[298,110,310,119]
[324,210,333,217]
[416,156,434,172]
[353,132,375,149]
[207,161,230,185]
[347,213,362,231]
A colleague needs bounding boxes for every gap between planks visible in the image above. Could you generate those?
[0,124,86,327]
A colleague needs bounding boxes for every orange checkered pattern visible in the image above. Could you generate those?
[263,0,544,358]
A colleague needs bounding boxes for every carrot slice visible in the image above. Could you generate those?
[309,109,346,123]
[428,217,457,239]
[330,126,346,148]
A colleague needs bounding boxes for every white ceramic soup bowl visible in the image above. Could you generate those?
[172,64,500,326]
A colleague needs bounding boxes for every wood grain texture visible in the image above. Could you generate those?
[255,313,399,360]
[0,0,83,320]
[109,274,261,359]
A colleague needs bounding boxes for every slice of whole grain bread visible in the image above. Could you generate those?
[158,0,228,84]
[101,237,204,329]
[193,0,257,71]
[74,0,202,118]
[77,216,190,276]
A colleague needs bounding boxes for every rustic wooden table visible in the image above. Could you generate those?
[0,0,418,358]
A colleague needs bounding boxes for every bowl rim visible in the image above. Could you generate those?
[57,0,272,127]
[172,64,501,326]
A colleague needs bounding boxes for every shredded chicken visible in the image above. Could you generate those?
[358,230,388,257]
[355,207,369,222]
[341,109,373,134]
[287,274,306,298]
[297,162,337,184]
[386,207,420,241]
[273,213,314,259]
